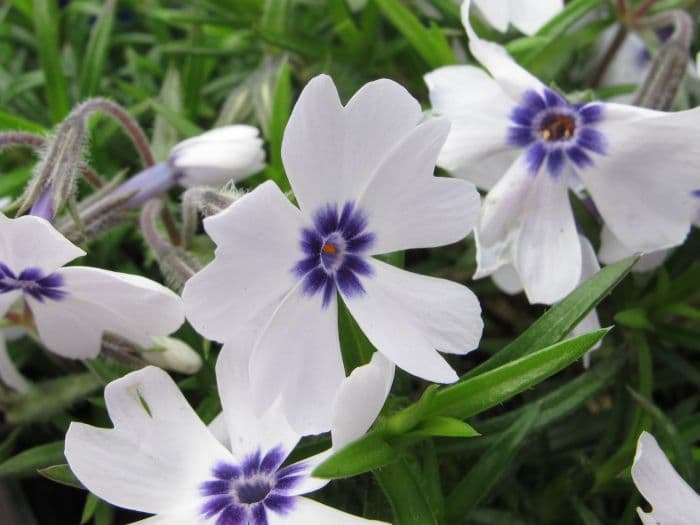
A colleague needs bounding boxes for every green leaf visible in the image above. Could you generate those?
[445,403,540,521]
[375,458,439,525]
[338,298,376,373]
[79,0,117,97]
[81,493,100,524]
[313,433,398,479]
[431,329,610,420]
[33,0,70,122]
[5,372,103,424]
[150,100,203,137]
[464,256,636,380]
[0,109,46,132]
[374,0,455,68]
[266,58,292,192]
[0,441,64,479]
[38,463,85,489]
[535,0,605,38]
[409,416,480,438]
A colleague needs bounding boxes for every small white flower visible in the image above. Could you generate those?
[142,336,203,375]
[171,125,266,188]
[183,74,483,434]
[632,431,700,525]
[424,0,700,304]
[65,337,393,525]
[0,214,184,369]
[472,0,563,35]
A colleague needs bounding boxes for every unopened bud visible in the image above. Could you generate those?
[142,336,202,375]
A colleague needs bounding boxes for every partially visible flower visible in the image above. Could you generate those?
[472,0,563,36]
[113,125,266,208]
[596,27,653,103]
[142,336,203,375]
[0,214,184,363]
[65,336,393,525]
[424,0,700,304]
[171,125,266,188]
[598,225,671,273]
[183,75,483,434]
[490,235,602,367]
[632,431,700,525]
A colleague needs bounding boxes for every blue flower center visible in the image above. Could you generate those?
[507,87,607,177]
[0,263,66,303]
[293,202,375,308]
[200,447,305,525]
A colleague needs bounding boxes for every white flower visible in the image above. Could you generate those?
[65,336,394,525]
[183,74,483,434]
[424,0,700,304]
[596,27,653,104]
[0,214,184,369]
[472,0,563,35]
[490,235,602,367]
[632,431,700,525]
[142,336,203,375]
[598,225,671,273]
[171,125,266,188]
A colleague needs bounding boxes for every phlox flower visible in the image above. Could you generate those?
[424,0,700,304]
[0,214,184,391]
[632,431,700,525]
[65,335,394,525]
[472,0,563,36]
[184,74,483,434]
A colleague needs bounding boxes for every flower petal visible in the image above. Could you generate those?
[29,267,184,359]
[216,333,300,462]
[357,117,480,254]
[572,236,602,367]
[632,431,700,525]
[514,171,581,304]
[249,283,346,436]
[461,0,544,98]
[473,0,509,33]
[0,215,84,274]
[343,259,482,384]
[331,352,394,449]
[509,0,563,35]
[281,75,422,213]
[65,366,231,515]
[129,506,204,525]
[425,65,518,190]
[0,333,29,393]
[268,497,388,525]
[598,225,669,272]
[580,104,700,253]
[491,264,523,295]
[183,181,303,343]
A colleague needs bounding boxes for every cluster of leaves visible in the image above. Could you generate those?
[0,0,699,524]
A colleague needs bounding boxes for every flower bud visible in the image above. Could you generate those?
[170,125,265,188]
[142,336,202,375]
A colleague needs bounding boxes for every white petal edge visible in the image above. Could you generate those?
[0,333,29,393]
[268,496,389,525]
[508,0,563,36]
[572,236,602,368]
[216,334,300,462]
[183,181,303,343]
[358,117,481,254]
[65,366,231,515]
[30,267,184,359]
[0,214,85,274]
[249,282,346,435]
[343,259,482,384]
[632,431,700,525]
[281,75,422,213]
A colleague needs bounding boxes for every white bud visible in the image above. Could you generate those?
[142,336,203,375]
[170,125,266,188]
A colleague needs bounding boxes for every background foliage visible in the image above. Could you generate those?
[0,0,699,524]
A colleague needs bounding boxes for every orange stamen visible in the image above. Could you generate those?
[322,243,337,255]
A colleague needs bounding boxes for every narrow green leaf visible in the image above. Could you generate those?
[409,416,480,438]
[33,0,70,122]
[464,256,636,379]
[445,403,540,521]
[338,298,375,373]
[374,0,455,68]
[375,459,439,525]
[535,0,605,38]
[0,109,46,132]
[150,100,203,137]
[431,329,609,420]
[0,441,64,479]
[5,372,103,424]
[38,463,85,489]
[313,434,398,479]
[266,59,292,191]
[81,494,100,524]
[79,0,116,97]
